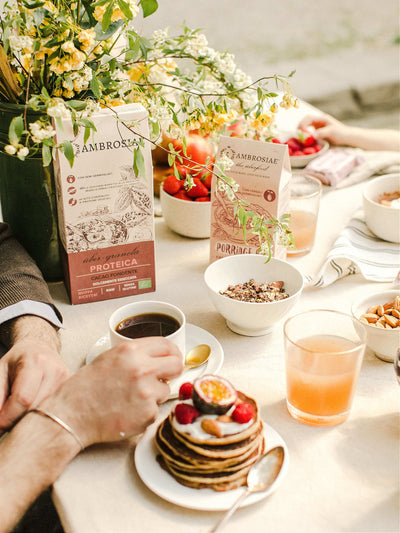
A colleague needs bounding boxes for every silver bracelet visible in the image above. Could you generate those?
[31,408,85,451]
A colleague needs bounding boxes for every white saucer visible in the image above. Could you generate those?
[86,324,224,399]
[135,421,289,511]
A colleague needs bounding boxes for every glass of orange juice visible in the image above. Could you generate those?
[287,173,322,256]
[283,309,367,426]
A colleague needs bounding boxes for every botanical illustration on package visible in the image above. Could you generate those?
[210,135,291,262]
[53,103,155,304]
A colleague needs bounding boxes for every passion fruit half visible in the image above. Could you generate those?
[192,375,238,415]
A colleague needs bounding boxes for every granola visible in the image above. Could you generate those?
[219,279,289,303]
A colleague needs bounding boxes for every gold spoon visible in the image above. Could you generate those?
[211,446,285,532]
[183,344,211,372]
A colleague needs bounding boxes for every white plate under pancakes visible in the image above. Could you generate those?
[86,323,224,400]
[134,420,289,511]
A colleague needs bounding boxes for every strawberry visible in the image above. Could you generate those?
[303,146,317,155]
[179,382,193,400]
[201,171,213,190]
[195,196,210,202]
[163,175,182,195]
[186,177,209,198]
[314,144,322,152]
[297,130,316,147]
[271,138,281,144]
[232,402,255,423]
[292,150,305,157]
[173,190,191,201]
[175,164,188,179]
[286,137,302,152]
[175,403,199,424]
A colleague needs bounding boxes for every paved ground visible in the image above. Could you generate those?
[141,0,400,126]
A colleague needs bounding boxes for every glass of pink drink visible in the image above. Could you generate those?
[287,174,322,256]
[283,310,367,426]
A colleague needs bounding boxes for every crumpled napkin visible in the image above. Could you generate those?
[305,210,400,287]
[305,147,400,188]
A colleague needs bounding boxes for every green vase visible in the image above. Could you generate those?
[0,102,63,281]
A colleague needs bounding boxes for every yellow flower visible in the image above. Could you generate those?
[61,41,76,54]
[126,64,148,82]
[43,1,58,15]
[250,113,273,131]
[77,29,96,51]
[93,6,106,21]
[49,57,72,75]
[94,1,139,23]
[101,98,125,107]
[63,88,75,98]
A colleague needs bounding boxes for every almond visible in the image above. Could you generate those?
[367,305,379,314]
[201,419,222,438]
[362,313,379,323]
[377,305,385,317]
[217,414,233,423]
[392,309,400,319]
[394,296,400,311]
[384,314,398,328]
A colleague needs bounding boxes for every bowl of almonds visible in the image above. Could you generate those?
[351,290,400,362]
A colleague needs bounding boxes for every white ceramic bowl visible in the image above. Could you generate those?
[290,139,329,168]
[204,254,304,336]
[160,187,211,238]
[351,290,400,362]
[362,173,400,243]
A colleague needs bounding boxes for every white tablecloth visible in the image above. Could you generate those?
[49,189,398,533]
[49,104,399,533]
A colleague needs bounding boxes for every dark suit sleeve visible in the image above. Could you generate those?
[0,222,62,321]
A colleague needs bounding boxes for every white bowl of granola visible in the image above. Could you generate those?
[204,254,304,336]
[351,290,400,363]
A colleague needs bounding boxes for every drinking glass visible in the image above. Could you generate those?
[287,173,322,256]
[283,309,367,426]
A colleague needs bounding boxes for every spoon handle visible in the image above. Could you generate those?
[210,488,250,533]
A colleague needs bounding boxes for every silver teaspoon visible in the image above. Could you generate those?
[210,445,285,533]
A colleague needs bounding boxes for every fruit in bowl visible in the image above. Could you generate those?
[273,129,329,168]
[160,172,212,238]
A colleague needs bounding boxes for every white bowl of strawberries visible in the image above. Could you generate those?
[160,172,212,239]
[273,129,329,168]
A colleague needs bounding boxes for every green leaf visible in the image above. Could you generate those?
[117,0,133,19]
[133,146,146,179]
[94,20,124,41]
[102,1,114,32]
[9,116,24,144]
[42,143,52,167]
[138,36,153,59]
[90,75,101,99]
[151,120,160,139]
[62,140,75,168]
[84,126,91,145]
[140,0,158,18]
[125,37,141,61]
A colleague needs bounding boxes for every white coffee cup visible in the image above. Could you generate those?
[109,300,186,356]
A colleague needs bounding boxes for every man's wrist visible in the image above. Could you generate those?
[3,315,60,352]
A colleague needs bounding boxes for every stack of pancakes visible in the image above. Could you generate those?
[155,392,265,491]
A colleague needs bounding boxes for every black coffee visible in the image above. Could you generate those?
[116,313,180,339]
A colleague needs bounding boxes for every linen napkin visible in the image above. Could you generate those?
[305,210,400,287]
[305,147,400,188]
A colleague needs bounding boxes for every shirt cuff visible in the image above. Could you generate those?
[0,300,63,329]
